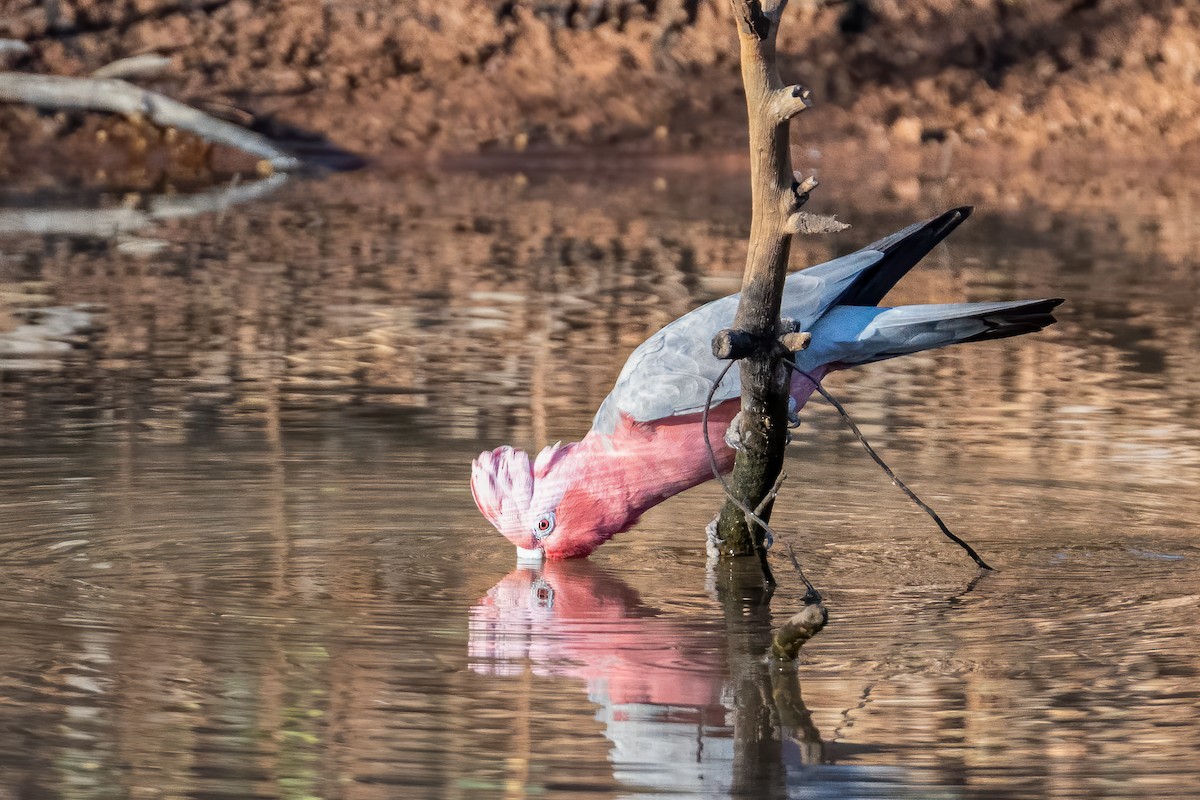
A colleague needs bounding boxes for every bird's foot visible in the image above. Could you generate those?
[724,411,749,451]
[705,516,724,561]
[787,395,802,428]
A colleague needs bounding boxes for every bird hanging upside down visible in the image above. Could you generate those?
[471,208,1063,561]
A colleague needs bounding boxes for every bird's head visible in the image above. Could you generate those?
[471,442,636,560]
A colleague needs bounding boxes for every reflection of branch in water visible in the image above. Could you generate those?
[711,559,827,796]
[1,176,288,372]
[0,174,289,238]
[946,566,993,606]
[0,306,95,370]
[832,682,876,743]
[825,571,990,745]
[771,663,826,765]
[150,173,288,218]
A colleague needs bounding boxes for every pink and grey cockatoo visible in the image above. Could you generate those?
[471,208,1062,560]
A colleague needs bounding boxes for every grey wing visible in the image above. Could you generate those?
[589,209,973,433]
[591,294,741,434]
[590,251,882,434]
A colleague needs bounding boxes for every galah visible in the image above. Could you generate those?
[471,208,1062,560]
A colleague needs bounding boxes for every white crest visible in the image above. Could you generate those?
[471,443,575,546]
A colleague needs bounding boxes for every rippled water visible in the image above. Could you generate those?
[2,164,1199,799]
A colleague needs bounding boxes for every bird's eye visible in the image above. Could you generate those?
[533,511,556,539]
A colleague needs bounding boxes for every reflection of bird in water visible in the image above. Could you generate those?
[469,563,937,797]
[469,560,725,706]
[472,208,1062,560]
[468,560,735,795]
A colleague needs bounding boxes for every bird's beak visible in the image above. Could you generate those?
[516,545,545,563]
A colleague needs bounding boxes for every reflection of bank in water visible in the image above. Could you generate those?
[468,561,915,799]
[0,304,93,372]
[3,168,1192,490]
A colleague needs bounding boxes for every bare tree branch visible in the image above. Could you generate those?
[0,72,300,171]
[91,54,173,81]
[714,0,843,559]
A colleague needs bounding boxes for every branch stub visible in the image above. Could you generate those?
[779,331,812,352]
[712,328,762,360]
[785,211,850,236]
[772,85,813,121]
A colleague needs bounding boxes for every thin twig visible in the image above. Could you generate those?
[753,469,787,517]
[785,362,995,571]
[784,542,821,604]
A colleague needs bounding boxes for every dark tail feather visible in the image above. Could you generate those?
[959,297,1065,344]
[835,206,973,307]
[832,297,1065,367]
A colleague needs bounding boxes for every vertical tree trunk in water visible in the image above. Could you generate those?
[715,0,815,557]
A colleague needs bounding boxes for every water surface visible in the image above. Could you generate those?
[1,166,1198,799]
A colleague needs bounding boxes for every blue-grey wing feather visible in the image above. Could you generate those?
[795,300,1061,371]
[589,208,1057,436]
[591,249,882,434]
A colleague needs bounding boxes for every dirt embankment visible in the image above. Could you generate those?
[2,0,1199,176]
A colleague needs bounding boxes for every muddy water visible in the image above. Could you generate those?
[1,166,1199,799]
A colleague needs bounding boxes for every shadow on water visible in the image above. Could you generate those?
[2,163,1200,798]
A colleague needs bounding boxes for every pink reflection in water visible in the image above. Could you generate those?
[469,560,725,709]
[468,561,735,795]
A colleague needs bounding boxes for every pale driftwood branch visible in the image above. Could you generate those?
[91,54,173,81]
[0,72,300,171]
